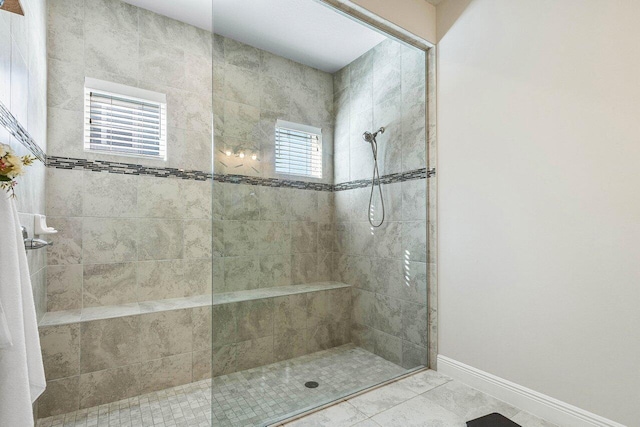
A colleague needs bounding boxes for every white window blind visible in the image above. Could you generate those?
[84,78,167,160]
[275,120,322,178]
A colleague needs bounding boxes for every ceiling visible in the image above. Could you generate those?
[123,0,387,73]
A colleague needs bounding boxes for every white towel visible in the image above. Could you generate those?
[0,301,11,349]
[0,195,46,426]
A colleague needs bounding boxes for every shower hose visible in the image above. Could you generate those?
[368,135,385,228]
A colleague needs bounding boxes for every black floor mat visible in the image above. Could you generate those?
[466,413,521,426]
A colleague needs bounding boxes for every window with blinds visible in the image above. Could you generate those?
[84,78,167,160]
[275,120,322,178]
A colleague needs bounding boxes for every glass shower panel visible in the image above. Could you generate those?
[210,1,429,425]
[35,1,215,423]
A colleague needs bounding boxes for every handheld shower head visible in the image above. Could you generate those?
[362,127,385,143]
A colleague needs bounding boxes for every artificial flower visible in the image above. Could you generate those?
[0,144,36,198]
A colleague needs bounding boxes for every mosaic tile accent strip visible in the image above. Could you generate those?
[47,156,434,191]
[37,345,406,427]
[333,168,435,191]
[46,156,211,180]
[0,99,47,162]
[215,173,333,192]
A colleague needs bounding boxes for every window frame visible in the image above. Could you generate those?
[274,119,323,179]
[83,77,168,161]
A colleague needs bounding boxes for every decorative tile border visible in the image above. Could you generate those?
[47,156,211,180]
[333,168,435,191]
[0,100,47,162]
[215,173,334,191]
[46,155,434,191]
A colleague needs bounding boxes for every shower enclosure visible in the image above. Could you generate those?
[209,1,430,425]
[33,0,431,425]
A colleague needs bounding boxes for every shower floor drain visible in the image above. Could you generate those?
[305,381,319,389]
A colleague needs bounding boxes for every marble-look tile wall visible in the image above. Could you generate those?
[41,0,343,416]
[0,0,48,320]
[211,287,351,377]
[333,39,426,182]
[333,181,428,370]
[45,168,211,311]
[37,305,211,417]
[47,0,213,172]
[332,40,428,369]
[46,0,338,298]
[212,34,334,184]
[37,286,350,417]
[45,0,214,311]
[211,34,337,294]
[44,1,214,407]
[213,183,335,293]
[40,170,212,415]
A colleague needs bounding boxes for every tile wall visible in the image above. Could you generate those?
[45,170,212,310]
[45,0,338,304]
[37,306,211,417]
[0,0,48,319]
[46,0,213,172]
[213,183,335,292]
[211,287,351,378]
[45,0,216,309]
[211,32,337,294]
[212,34,334,184]
[39,0,215,416]
[41,0,212,304]
[40,0,343,416]
[331,40,429,369]
[333,39,426,181]
[207,33,343,388]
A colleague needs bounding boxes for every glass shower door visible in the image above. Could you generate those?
[210,1,430,425]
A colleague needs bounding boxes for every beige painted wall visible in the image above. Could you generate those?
[436,0,640,424]
[351,0,436,44]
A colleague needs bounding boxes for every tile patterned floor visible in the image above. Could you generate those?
[37,345,557,427]
[281,370,558,427]
[37,345,406,427]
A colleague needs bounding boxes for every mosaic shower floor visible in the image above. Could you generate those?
[37,344,407,427]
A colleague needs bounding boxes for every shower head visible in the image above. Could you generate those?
[362,127,385,143]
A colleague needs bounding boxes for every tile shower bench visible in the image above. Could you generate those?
[36,282,352,417]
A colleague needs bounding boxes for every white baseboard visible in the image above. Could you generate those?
[437,355,625,427]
